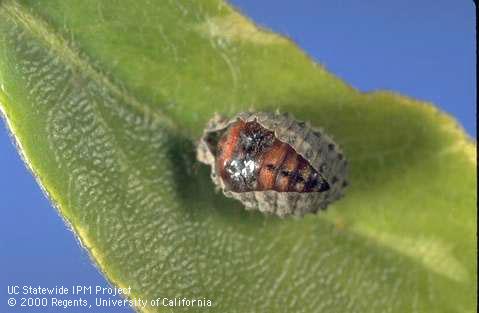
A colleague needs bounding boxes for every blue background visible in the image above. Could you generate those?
[1,1,475,312]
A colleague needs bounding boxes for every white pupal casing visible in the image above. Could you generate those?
[197,111,348,217]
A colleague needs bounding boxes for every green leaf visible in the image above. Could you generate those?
[0,1,476,312]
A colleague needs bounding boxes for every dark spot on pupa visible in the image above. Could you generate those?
[266,164,276,171]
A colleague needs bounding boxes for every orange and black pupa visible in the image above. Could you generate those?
[197,112,348,217]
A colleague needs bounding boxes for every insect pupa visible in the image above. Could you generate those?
[197,112,348,217]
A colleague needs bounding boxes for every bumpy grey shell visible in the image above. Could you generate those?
[197,112,348,217]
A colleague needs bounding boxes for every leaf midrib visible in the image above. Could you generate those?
[1,0,178,132]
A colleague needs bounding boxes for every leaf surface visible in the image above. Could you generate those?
[0,1,476,312]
